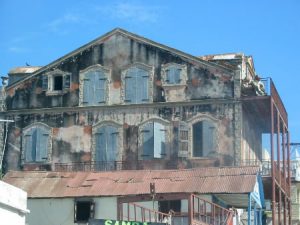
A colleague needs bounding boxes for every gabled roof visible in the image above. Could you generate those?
[3,166,260,198]
[7,28,234,89]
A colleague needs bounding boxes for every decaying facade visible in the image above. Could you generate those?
[0,28,291,224]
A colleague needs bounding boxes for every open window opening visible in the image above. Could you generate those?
[53,75,63,91]
[74,200,95,223]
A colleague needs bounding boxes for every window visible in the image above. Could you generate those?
[159,200,181,214]
[178,122,189,157]
[141,122,166,159]
[42,69,71,95]
[124,67,149,104]
[95,125,118,170]
[23,125,50,163]
[161,63,187,86]
[82,69,108,106]
[193,120,216,157]
[74,200,95,223]
[165,65,181,84]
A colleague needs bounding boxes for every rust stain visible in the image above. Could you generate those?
[13,128,21,137]
[35,87,43,94]
[70,83,79,91]
[113,80,121,89]
[155,80,162,86]
[84,126,92,135]
[191,78,200,87]
[52,128,60,137]
[81,153,91,162]
[123,123,129,129]
[8,88,15,97]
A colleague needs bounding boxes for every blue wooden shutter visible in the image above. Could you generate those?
[83,72,92,104]
[63,74,71,89]
[36,127,49,162]
[24,130,33,162]
[95,127,106,162]
[166,66,181,84]
[139,69,149,103]
[95,71,106,104]
[142,122,154,159]
[106,126,118,161]
[42,75,48,91]
[154,122,166,158]
[125,69,136,103]
[202,121,215,157]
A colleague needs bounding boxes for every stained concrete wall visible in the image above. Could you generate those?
[3,31,259,171]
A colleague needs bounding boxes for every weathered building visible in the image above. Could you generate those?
[0,28,291,224]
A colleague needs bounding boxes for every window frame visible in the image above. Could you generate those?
[188,115,218,158]
[79,64,110,106]
[161,63,187,86]
[138,118,170,160]
[21,123,52,164]
[43,69,71,96]
[74,199,95,223]
[92,121,123,168]
[121,63,154,104]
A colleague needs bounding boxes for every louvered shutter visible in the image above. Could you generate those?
[154,122,166,158]
[95,126,106,162]
[83,72,92,104]
[24,130,33,162]
[125,69,136,103]
[178,122,189,157]
[36,128,49,162]
[140,69,149,102]
[95,71,106,104]
[64,74,71,89]
[142,122,154,159]
[42,75,48,91]
[107,126,118,161]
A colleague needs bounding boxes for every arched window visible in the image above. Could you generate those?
[141,121,166,159]
[124,66,149,104]
[23,124,50,162]
[80,65,109,106]
[193,120,216,157]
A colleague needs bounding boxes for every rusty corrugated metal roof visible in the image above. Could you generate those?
[3,166,260,198]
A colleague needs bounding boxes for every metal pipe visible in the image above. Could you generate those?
[271,99,276,225]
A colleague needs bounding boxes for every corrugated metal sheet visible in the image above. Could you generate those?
[3,166,259,198]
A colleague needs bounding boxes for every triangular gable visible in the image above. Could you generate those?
[6,28,234,89]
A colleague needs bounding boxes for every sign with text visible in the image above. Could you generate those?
[89,219,166,225]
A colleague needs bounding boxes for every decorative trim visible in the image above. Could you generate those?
[91,120,123,161]
[21,122,52,164]
[44,69,71,96]
[121,62,154,104]
[138,117,170,160]
[79,64,111,106]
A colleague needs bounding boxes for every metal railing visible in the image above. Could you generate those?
[191,194,233,225]
[120,202,170,223]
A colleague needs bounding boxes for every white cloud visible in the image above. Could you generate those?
[47,13,86,33]
[8,46,28,53]
[98,2,161,23]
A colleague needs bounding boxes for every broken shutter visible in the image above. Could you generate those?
[202,120,215,157]
[95,71,106,104]
[42,75,48,91]
[178,122,189,157]
[125,69,136,103]
[24,130,34,162]
[95,126,106,162]
[142,122,154,159]
[63,74,71,89]
[35,127,49,162]
[154,122,166,158]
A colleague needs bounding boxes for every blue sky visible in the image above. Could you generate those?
[0,0,299,144]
